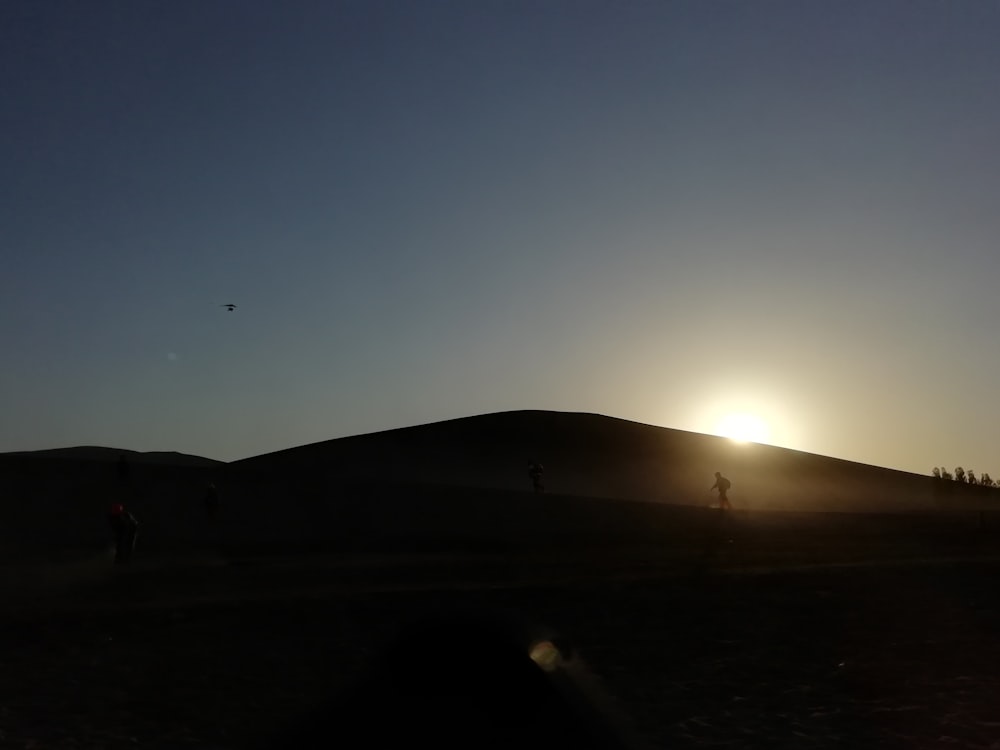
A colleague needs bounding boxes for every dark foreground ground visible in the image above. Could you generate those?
[3,518,1000,749]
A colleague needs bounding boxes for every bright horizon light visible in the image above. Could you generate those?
[714,412,772,444]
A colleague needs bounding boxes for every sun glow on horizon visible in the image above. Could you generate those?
[714,412,772,444]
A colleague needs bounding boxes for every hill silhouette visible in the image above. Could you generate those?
[0,447,222,560]
[4,446,222,466]
[2,423,999,750]
[1,410,996,562]
[231,410,940,512]
[201,410,997,559]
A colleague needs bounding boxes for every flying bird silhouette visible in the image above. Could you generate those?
[221,304,237,312]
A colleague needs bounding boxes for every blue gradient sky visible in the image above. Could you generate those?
[3,1,1000,474]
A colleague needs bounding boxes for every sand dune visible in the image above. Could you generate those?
[3,445,222,466]
[1,410,996,562]
[0,449,220,559]
[231,410,951,511]
[4,415,1000,749]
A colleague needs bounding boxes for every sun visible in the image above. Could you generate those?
[714,412,771,444]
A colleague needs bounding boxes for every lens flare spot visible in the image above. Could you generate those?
[529,640,561,672]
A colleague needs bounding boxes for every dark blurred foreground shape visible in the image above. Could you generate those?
[259,607,648,750]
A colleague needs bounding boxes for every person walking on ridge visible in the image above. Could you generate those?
[710,472,732,510]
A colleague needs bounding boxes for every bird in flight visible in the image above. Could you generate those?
[221,304,237,312]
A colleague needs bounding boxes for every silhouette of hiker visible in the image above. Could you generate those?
[710,472,732,510]
[117,454,130,482]
[109,503,139,564]
[528,462,545,494]
[204,482,220,520]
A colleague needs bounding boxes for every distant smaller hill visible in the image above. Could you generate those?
[0,446,222,467]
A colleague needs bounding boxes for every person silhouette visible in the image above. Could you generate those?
[528,462,545,494]
[710,472,732,510]
[117,454,130,482]
[204,482,220,520]
[109,503,140,564]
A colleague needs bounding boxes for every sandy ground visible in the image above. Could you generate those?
[2,528,1000,750]
[7,415,1000,748]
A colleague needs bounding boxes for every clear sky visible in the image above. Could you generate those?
[3,0,999,474]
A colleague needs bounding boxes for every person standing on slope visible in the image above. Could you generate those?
[204,482,220,520]
[528,462,545,494]
[117,454,130,482]
[109,503,140,564]
[710,472,732,510]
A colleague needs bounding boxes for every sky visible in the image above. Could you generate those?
[3,0,1000,475]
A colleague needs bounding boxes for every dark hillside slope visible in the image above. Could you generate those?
[0,450,223,558]
[2,412,992,561]
[231,410,952,512]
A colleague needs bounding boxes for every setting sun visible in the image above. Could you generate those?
[714,412,771,444]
